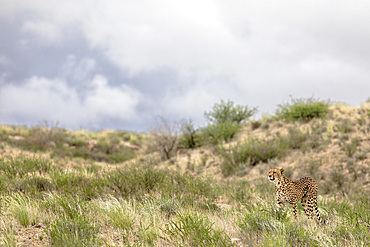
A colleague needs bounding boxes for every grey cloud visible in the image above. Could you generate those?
[0,0,369,131]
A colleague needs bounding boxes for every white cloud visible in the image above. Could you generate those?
[1,0,370,129]
[0,75,142,128]
[85,75,141,121]
[60,55,96,82]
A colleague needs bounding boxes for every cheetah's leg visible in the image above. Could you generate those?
[292,203,297,219]
[301,197,312,220]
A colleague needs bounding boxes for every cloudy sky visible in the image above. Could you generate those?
[1,0,369,131]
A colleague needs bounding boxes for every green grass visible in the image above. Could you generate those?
[47,217,102,247]
[0,225,17,247]
[0,101,368,246]
[6,193,39,227]
[0,155,367,246]
[162,212,232,246]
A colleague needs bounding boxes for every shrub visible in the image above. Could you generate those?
[250,121,262,130]
[337,119,353,133]
[20,121,66,151]
[201,122,241,144]
[276,98,329,122]
[19,176,54,195]
[149,116,180,160]
[201,99,257,144]
[179,119,199,149]
[341,137,360,157]
[220,137,288,176]
[204,99,257,124]
[282,127,309,149]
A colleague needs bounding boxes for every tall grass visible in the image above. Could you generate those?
[6,193,39,227]
[0,225,16,247]
[162,212,232,246]
[47,217,102,247]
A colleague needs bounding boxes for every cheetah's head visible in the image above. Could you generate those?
[268,168,284,184]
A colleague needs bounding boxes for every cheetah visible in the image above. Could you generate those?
[268,168,327,223]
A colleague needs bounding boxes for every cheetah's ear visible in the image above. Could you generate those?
[280,168,284,174]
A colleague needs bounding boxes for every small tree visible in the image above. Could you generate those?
[202,100,257,144]
[204,99,257,124]
[179,119,198,149]
[150,116,180,160]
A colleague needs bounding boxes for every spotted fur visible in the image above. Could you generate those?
[268,168,327,223]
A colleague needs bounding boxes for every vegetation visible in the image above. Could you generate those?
[276,97,330,122]
[201,99,257,144]
[0,99,369,246]
[149,116,180,160]
[204,99,257,124]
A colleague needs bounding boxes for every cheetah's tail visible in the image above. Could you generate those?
[314,206,328,224]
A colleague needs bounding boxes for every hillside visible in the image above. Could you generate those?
[0,101,369,246]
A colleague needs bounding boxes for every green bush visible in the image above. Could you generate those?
[220,137,288,176]
[179,119,199,149]
[204,99,257,124]
[20,122,66,151]
[201,99,257,144]
[201,122,241,144]
[276,98,329,122]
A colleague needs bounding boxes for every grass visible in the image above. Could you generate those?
[0,101,369,246]
[0,157,368,246]
[161,212,232,246]
[0,225,17,247]
[47,217,102,247]
[6,193,39,227]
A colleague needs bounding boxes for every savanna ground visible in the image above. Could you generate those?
[0,100,369,246]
